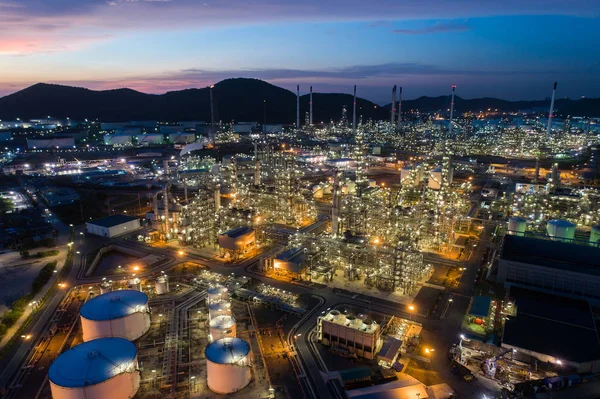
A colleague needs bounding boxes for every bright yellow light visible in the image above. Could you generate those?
[409,305,415,311]
[133,266,140,271]
[178,250,185,256]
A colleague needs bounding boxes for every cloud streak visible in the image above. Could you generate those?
[392,22,470,34]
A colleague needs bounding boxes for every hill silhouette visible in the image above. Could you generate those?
[0,78,598,122]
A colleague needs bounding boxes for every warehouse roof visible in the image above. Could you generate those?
[501,235,600,276]
[503,287,600,363]
[220,226,254,238]
[49,338,136,388]
[80,290,148,321]
[87,214,138,228]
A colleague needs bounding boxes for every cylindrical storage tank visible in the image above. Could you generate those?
[209,301,232,320]
[155,276,168,295]
[546,219,576,240]
[49,337,140,399]
[206,337,252,394]
[209,315,237,341]
[428,168,443,190]
[128,278,141,292]
[368,179,377,188]
[400,166,413,183]
[507,217,527,236]
[99,282,112,295]
[207,286,229,305]
[591,226,600,245]
[80,290,150,342]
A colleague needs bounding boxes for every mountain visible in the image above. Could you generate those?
[0,78,598,122]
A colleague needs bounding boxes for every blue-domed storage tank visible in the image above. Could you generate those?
[80,290,150,342]
[49,338,140,399]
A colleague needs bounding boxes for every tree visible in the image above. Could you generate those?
[0,197,13,215]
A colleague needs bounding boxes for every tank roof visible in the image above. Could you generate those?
[209,315,236,329]
[548,219,576,227]
[49,338,136,388]
[80,290,148,321]
[205,337,250,364]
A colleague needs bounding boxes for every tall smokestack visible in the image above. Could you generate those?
[352,85,357,135]
[546,82,557,139]
[214,184,221,210]
[254,142,260,186]
[296,85,300,129]
[309,86,313,126]
[163,184,169,239]
[397,86,403,130]
[209,85,215,126]
[391,85,396,127]
[331,172,341,237]
[449,84,456,137]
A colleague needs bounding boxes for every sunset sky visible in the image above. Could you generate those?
[0,0,598,103]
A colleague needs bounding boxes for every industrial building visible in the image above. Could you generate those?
[205,337,252,394]
[27,136,75,149]
[502,287,600,373]
[318,310,382,360]
[497,234,600,303]
[218,226,256,256]
[263,247,306,280]
[79,290,151,341]
[48,337,140,399]
[86,214,141,238]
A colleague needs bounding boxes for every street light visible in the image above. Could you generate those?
[408,305,415,320]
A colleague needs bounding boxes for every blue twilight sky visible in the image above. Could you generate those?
[0,0,598,103]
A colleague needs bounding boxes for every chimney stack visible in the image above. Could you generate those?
[546,82,558,139]
[296,85,300,129]
[391,85,397,127]
[309,86,313,126]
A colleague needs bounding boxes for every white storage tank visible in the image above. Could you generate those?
[207,286,229,304]
[49,337,140,399]
[155,276,169,295]
[206,337,252,394]
[401,166,413,183]
[99,281,112,295]
[591,225,600,245]
[128,278,142,291]
[208,301,232,320]
[507,217,527,235]
[209,315,237,341]
[546,219,576,241]
[428,167,443,190]
[80,290,150,342]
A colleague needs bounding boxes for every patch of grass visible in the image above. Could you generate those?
[404,359,443,385]
[21,249,59,259]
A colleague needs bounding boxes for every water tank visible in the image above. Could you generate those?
[49,338,140,399]
[206,337,252,394]
[368,179,377,188]
[128,278,142,291]
[208,301,232,320]
[591,225,600,245]
[400,166,413,183]
[207,286,229,304]
[99,281,112,295]
[80,290,150,342]
[209,315,237,341]
[546,219,576,240]
[428,168,443,190]
[155,276,168,295]
[507,217,527,235]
